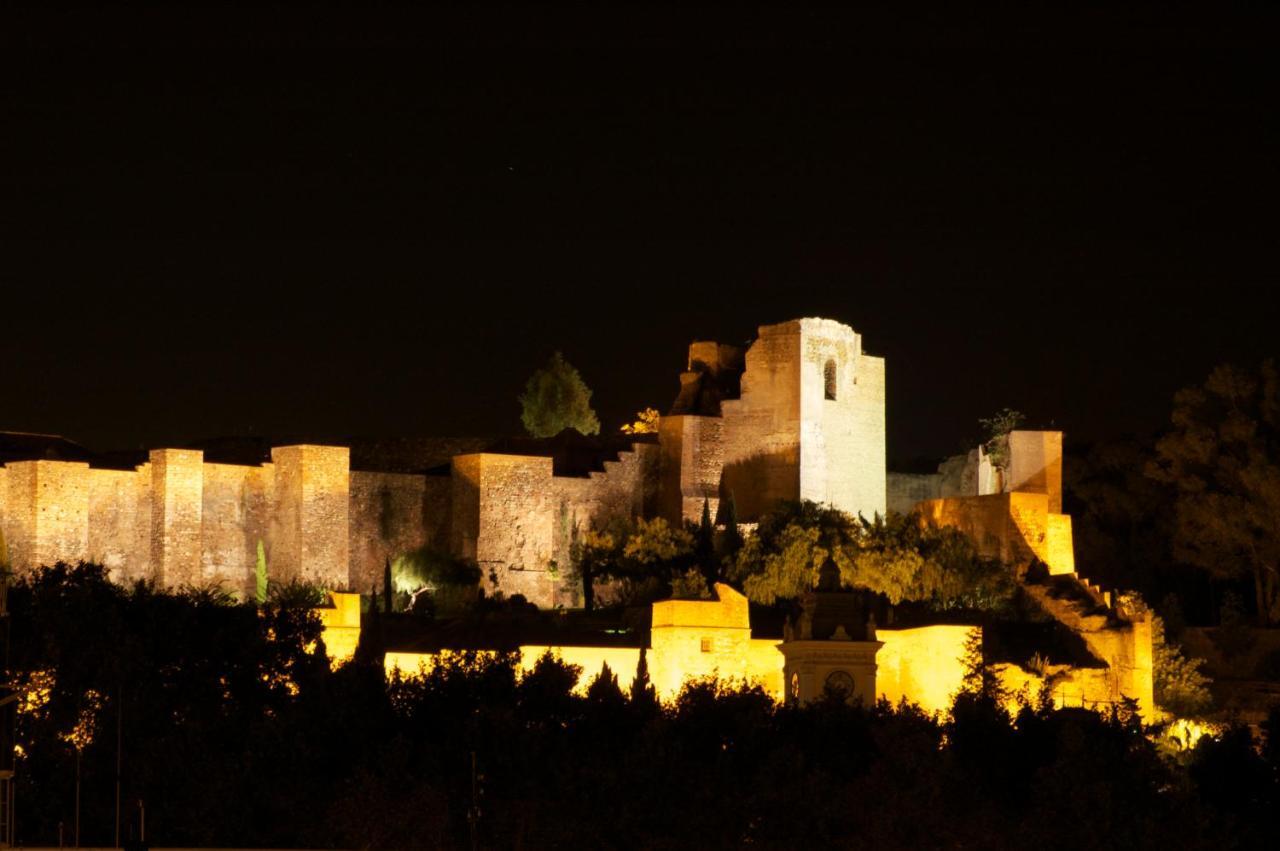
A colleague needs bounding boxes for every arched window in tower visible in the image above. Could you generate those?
[823,359,837,401]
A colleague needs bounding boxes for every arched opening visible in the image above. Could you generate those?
[823,359,837,400]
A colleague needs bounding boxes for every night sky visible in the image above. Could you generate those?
[3,6,1276,466]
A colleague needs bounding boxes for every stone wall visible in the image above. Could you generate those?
[348,470,444,594]
[657,414,724,523]
[201,462,273,596]
[1,460,91,571]
[649,584,755,697]
[1008,430,1063,512]
[450,453,559,603]
[87,466,150,584]
[270,445,350,589]
[877,625,973,715]
[450,443,657,609]
[150,448,204,587]
[885,472,942,516]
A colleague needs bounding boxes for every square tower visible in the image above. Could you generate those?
[719,318,886,521]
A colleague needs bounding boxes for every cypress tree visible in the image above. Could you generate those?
[383,557,394,615]
[630,646,657,709]
[696,497,716,587]
[254,539,269,605]
[721,489,743,564]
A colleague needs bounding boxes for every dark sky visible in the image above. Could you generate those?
[3,6,1277,465]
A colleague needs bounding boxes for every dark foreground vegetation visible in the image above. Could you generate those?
[8,564,1280,849]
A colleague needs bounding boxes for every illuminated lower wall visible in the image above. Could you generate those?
[918,492,1076,576]
[383,625,974,713]
[876,625,973,715]
[317,592,363,667]
[384,646,642,695]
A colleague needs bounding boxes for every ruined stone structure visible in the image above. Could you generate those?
[0,317,882,607]
[2,315,1156,718]
[661,317,885,524]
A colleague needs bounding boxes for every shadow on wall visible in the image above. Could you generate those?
[720,448,800,522]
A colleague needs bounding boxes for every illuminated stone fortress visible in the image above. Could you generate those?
[0,316,1153,716]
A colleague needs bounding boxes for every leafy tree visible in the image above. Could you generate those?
[670,568,711,599]
[571,528,617,612]
[621,517,694,569]
[840,513,1012,609]
[255,538,269,605]
[732,502,1011,609]
[979,408,1025,471]
[518,351,601,437]
[389,546,482,613]
[1152,614,1213,717]
[619,406,660,435]
[1148,361,1280,624]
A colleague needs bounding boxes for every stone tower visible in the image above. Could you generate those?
[661,317,886,523]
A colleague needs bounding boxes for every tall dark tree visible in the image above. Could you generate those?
[720,490,743,563]
[383,557,394,615]
[518,351,601,438]
[696,497,716,587]
[630,647,657,710]
[1148,361,1280,624]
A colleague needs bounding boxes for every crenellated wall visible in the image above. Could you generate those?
[449,443,658,608]
[2,444,367,593]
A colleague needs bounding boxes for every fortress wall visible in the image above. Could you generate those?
[720,324,802,520]
[1,460,97,570]
[1008,430,1064,513]
[150,449,204,587]
[1045,513,1075,575]
[877,625,973,715]
[747,638,785,700]
[451,453,559,605]
[201,462,273,596]
[2,463,43,569]
[919,492,1052,567]
[87,466,149,583]
[886,472,942,515]
[658,414,723,524]
[348,470,434,594]
[649,585,754,698]
[0,467,11,566]
[552,443,656,552]
[271,445,350,589]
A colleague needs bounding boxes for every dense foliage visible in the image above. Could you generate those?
[518,351,601,438]
[731,502,1013,611]
[1147,360,1280,625]
[8,565,1280,849]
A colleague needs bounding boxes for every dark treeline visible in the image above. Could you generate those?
[8,564,1280,849]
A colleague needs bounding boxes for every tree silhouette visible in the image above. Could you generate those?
[1148,360,1280,624]
[519,351,601,437]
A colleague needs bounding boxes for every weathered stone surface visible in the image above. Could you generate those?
[271,445,350,589]
[151,449,204,587]
[662,317,887,524]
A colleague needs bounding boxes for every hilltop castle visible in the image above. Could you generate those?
[0,316,1153,716]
